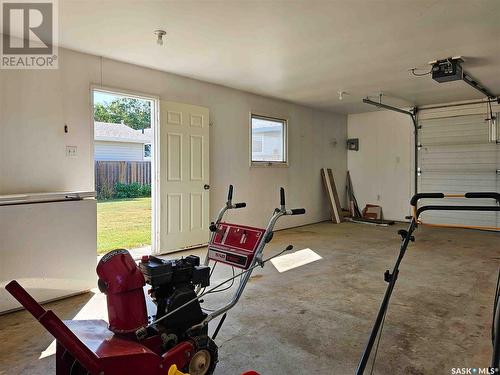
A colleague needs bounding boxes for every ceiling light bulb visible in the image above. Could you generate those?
[154,30,166,46]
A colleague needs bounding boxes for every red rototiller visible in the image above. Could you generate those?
[6,185,305,375]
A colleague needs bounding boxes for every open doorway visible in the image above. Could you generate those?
[92,88,158,257]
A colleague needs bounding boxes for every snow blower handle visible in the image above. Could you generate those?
[224,184,246,209]
[202,188,303,319]
[279,187,306,216]
[226,184,246,209]
[211,184,247,227]
[191,186,306,331]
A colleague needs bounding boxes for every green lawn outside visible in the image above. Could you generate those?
[97,197,151,254]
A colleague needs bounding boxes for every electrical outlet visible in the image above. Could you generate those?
[66,146,77,157]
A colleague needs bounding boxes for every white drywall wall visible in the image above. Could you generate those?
[0,48,347,229]
[347,111,413,221]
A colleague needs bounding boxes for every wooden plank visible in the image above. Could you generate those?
[327,168,343,222]
[349,217,395,226]
[346,170,362,218]
[119,161,126,183]
[321,168,340,223]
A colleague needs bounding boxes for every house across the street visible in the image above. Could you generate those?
[94,122,152,161]
[251,119,285,162]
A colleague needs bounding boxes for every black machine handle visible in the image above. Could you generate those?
[279,187,305,215]
[226,185,246,209]
[410,193,444,206]
[410,192,500,206]
[465,192,500,202]
[416,205,500,219]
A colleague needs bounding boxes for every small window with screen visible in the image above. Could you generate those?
[250,114,287,165]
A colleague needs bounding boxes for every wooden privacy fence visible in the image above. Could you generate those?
[95,161,151,192]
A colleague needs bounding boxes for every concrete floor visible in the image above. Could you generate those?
[0,222,498,374]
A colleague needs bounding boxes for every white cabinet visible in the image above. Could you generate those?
[0,193,97,313]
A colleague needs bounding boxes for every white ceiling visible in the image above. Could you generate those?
[58,0,500,113]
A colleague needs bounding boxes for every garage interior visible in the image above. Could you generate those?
[0,1,499,375]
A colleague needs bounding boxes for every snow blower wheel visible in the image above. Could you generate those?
[187,336,218,375]
[189,350,211,375]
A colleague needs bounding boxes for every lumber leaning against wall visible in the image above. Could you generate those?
[321,168,342,223]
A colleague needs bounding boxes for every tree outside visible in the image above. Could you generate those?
[94,96,151,130]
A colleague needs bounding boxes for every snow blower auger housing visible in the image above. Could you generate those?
[5,184,305,375]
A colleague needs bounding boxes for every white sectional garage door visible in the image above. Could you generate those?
[418,113,499,227]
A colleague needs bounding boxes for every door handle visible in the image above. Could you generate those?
[204,184,210,190]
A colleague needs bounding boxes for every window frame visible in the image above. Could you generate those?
[249,113,288,167]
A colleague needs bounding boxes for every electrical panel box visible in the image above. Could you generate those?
[347,138,359,151]
[431,58,463,83]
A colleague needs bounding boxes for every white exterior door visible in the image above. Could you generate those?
[157,101,210,254]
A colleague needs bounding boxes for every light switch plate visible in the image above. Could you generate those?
[66,145,77,157]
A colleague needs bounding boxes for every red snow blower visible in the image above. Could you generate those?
[6,185,305,375]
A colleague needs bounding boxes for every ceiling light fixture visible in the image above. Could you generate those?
[338,90,348,100]
[154,30,166,46]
